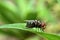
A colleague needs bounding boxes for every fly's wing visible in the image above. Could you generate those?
[26,20,35,28]
[36,20,41,28]
[26,21,31,28]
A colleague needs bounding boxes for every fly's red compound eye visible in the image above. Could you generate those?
[41,22,46,29]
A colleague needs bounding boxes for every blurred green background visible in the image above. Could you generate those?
[0,0,60,40]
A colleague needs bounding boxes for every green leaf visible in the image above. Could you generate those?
[0,23,60,40]
[16,0,28,19]
[16,0,36,20]
[0,1,23,23]
[37,0,57,23]
[57,0,60,4]
[0,1,17,13]
[0,13,10,24]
